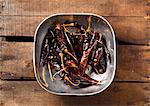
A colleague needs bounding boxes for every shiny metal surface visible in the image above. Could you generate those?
[33,13,116,96]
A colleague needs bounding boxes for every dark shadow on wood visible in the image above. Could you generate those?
[0,36,34,42]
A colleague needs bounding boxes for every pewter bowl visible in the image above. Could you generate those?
[33,13,116,96]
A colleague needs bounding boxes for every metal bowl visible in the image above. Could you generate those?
[33,13,116,96]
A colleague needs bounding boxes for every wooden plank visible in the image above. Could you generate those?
[0,41,150,81]
[0,81,149,106]
[116,45,150,81]
[0,0,149,16]
[0,16,149,44]
[106,17,150,45]
[0,42,34,79]
[0,16,45,37]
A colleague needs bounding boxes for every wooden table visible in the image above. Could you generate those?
[0,0,150,106]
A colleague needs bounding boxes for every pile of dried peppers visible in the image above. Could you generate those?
[40,16,110,88]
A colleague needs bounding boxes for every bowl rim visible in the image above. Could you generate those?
[33,13,116,96]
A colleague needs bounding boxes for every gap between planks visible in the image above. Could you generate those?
[0,36,149,46]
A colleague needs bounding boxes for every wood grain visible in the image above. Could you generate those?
[0,0,149,106]
[0,81,149,106]
[0,16,149,44]
[0,42,34,79]
[0,0,149,16]
[0,41,150,81]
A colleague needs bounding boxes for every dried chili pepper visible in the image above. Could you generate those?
[39,16,110,88]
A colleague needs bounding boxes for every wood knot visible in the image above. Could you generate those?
[0,0,5,13]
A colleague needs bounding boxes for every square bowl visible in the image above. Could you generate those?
[33,13,116,96]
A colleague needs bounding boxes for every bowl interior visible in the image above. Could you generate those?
[34,14,116,95]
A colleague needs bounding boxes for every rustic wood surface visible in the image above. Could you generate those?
[0,0,150,106]
[1,81,150,106]
[0,0,149,16]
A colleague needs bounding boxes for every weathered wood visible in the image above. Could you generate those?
[0,0,149,16]
[106,17,150,45]
[116,45,150,81]
[0,41,150,81]
[0,81,149,106]
[0,0,149,106]
[0,16,149,44]
[0,16,45,37]
[0,42,34,79]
